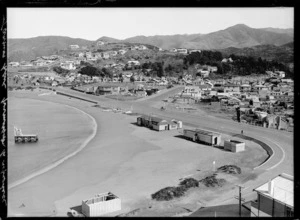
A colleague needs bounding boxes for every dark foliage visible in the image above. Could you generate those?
[79,66,103,77]
[217,165,242,174]
[53,66,70,76]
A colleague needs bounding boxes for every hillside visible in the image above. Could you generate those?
[8,24,294,62]
[123,34,203,49]
[8,36,93,62]
[181,24,293,50]
[218,42,294,64]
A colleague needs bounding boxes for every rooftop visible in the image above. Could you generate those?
[254,173,293,208]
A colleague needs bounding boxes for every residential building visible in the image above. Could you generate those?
[95,85,120,95]
[188,49,201,54]
[69,45,80,50]
[97,41,105,46]
[240,84,251,93]
[223,84,240,93]
[177,48,188,54]
[250,173,293,217]
[8,62,20,67]
[118,49,127,55]
[60,62,76,70]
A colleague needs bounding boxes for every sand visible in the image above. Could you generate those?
[7,89,268,217]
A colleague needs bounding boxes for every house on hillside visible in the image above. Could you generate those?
[177,48,188,54]
[97,41,105,46]
[138,45,148,50]
[101,52,110,59]
[60,62,76,70]
[69,45,80,50]
[118,49,127,55]
[188,49,201,54]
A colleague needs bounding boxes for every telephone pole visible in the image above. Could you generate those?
[234,185,245,217]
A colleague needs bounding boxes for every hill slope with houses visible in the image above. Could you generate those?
[8,24,293,62]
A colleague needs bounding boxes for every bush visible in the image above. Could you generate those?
[179,178,199,188]
[151,187,178,201]
[200,174,226,187]
[80,66,103,77]
[53,66,70,76]
[217,165,241,174]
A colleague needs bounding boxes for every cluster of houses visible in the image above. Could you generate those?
[169,48,202,54]
[178,71,293,131]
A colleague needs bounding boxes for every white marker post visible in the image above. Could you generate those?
[213,161,216,172]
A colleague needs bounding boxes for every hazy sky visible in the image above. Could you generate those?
[7,8,294,40]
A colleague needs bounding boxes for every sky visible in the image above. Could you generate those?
[7,8,294,40]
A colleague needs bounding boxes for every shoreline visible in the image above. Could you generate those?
[7,98,98,190]
[8,101,98,190]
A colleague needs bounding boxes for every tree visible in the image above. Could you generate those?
[80,66,102,77]
[130,75,135,83]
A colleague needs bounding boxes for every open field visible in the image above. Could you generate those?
[8,88,271,217]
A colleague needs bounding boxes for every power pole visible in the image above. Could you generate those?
[234,185,245,217]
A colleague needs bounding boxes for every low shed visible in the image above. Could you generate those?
[82,192,121,217]
[224,140,245,152]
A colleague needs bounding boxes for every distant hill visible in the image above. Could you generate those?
[8,24,294,62]
[123,34,203,49]
[258,27,293,36]
[218,42,294,64]
[96,36,121,43]
[121,24,293,50]
[8,36,93,62]
[181,24,293,50]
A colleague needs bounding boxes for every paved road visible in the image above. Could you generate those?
[53,85,293,205]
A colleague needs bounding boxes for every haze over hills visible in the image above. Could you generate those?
[8,24,293,62]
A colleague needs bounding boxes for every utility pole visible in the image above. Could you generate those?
[234,185,245,217]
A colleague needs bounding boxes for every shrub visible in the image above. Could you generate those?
[151,187,178,201]
[200,174,226,187]
[217,165,241,174]
[179,178,199,188]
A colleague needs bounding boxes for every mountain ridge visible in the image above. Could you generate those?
[8,24,293,61]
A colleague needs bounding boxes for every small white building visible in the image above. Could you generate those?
[224,140,245,152]
[69,45,80,50]
[177,48,188,54]
[8,62,20,67]
[81,192,121,217]
[60,62,76,70]
[97,41,105,46]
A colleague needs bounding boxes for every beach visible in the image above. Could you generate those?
[8,89,268,216]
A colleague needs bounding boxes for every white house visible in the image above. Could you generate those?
[97,41,105,46]
[8,62,20,67]
[118,49,127,55]
[69,45,80,50]
[60,62,76,70]
[189,49,201,54]
[177,48,188,54]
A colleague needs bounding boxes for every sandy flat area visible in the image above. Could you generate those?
[8,89,268,217]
